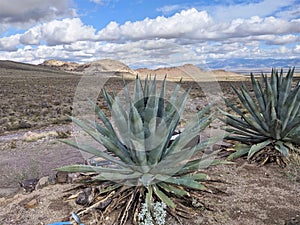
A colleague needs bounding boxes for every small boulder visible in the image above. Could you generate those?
[76,188,92,205]
[56,171,69,183]
[20,178,38,193]
[24,198,38,209]
[35,176,49,190]
[68,172,81,183]
[9,140,17,149]
[19,120,32,129]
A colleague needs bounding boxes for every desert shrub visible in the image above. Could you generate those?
[58,76,223,224]
[222,68,300,165]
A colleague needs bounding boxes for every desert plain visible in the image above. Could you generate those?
[0,59,299,225]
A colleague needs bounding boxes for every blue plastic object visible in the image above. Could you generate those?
[47,212,84,225]
[48,221,84,225]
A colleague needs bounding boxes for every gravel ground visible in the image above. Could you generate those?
[1,70,300,225]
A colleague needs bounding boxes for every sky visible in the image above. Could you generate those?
[0,0,299,70]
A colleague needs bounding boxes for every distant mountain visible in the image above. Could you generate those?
[41,59,136,76]
[136,63,244,81]
[136,64,205,77]
[206,58,300,74]
[41,59,79,71]
[75,59,136,75]
[1,59,247,80]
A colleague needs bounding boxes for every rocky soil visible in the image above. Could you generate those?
[0,65,300,225]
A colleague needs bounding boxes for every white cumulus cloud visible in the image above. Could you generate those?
[96,8,300,44]
[18,18,97,46]
[0,7,299,68]
[97,9,214,41]
[41,18,97,45]
[0,34,21,51]
[20,26,42,45]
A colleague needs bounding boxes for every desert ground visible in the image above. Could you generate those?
[0,60,299,225]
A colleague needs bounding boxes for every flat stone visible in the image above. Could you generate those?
[67,172,81,183]
[212,141,234,151]
[19,120,32,129]
[24,198,38,209]
[35,176,49,190]
[56,171,69,184]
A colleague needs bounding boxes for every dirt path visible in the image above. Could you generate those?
[0,124,84,197]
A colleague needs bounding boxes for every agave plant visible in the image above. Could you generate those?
[58,76,222,224]
[222,68,300,165]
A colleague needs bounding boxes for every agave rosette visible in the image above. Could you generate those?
[57,76,222,223]
[222,68,300,163]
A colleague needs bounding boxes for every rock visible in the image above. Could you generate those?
[285,217,300,225]
[41,102,48,108]
[19,120,32,129]
[23,131,53,142]
[212,141,234,151]
[67,172,81,183]
[96,197,112,210]
[23,131,41,142]
[8,110,15,116]
[35,176,49,190]
[48,174,57,185]
[76,191,89,206]
[41,108,49,116]
[0,197,6,205]
[9,140,17,149]
[0,117,8,125]
[56,171,69,183]
[10,121,20,130]
[20,178,38,193]
[55,172,80,184]
[53,100,61,106]
[56,130,71,139]
[24,198,38,209]
[76,188,92,205]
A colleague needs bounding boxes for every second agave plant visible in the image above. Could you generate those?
[222,68,300,165]
[57,76,223,224]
